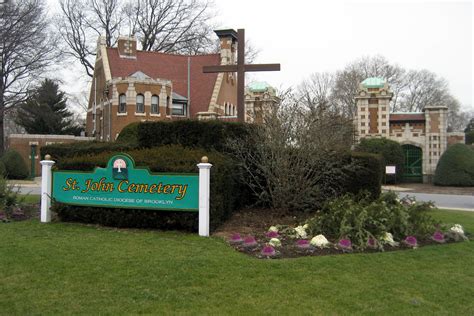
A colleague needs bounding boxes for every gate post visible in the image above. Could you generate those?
[197,156,212,237]
[40,155,55,223]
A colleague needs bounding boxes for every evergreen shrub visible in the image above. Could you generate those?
[466,131,474,145]
[0,149,29,179]
[434,143,474,186]
[41,141,139,162]
[305,191,437,250]
[355,137,404,183]
[137,120,253,151]
[116,122,140,143]
[0,161,5,176]
[345,152,383,199]
[52,145,243,231]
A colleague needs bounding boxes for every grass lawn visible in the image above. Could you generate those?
[0,209,473,315]
[19,194,40,204]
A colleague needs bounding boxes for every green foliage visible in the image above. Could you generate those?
[355,137,404,183]
[0,161,5,176]
[116,122,140,143]
[305,192,437,250]
[138,120,253,151]
[53,145,243,230]
[41,141,139,163]
[0,149,29,179]
[345,152,383,198]
[465,131,474,145]
[434,143,474,186]
[15,78,83,135]
[0,176,21,219]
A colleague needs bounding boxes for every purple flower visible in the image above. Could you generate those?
[432,231,445,243]
[243,236,258,247]
[229,233,243,244]
[266,231,280,238]
[404,236,418,247]
[296,239,310,249]
[338,239,352,250]
[367,237,377,248]
[261,245,276,257]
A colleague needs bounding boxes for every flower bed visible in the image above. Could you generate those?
[225,193,470,259]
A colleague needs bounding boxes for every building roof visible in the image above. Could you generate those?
[248,81,272,92]
[106,48,220,116]
[361,77,386,88]
[390,113,425,122]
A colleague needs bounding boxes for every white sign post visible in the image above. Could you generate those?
[40,155,55,223]
[197,156,212,237]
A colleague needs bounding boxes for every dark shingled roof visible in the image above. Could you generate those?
[106,48,220,116]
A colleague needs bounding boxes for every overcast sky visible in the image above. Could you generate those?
[53,0,473,111]
[211,0,473,110]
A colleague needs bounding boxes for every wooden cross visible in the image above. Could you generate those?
[203,29,280,122]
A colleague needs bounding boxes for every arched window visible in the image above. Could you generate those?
[119,94,126,113]
[166,96,170,115]
[136,94,144,113]
[224,102,228,116]
[151,95,159,114]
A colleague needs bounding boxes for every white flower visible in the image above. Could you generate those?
[450,224,464,235]
[268,226,279,233]
[269,238,281,247]
[294,226,307,239]
[310,234,330,248]
[381,232,399,247]
[303,224,309,230]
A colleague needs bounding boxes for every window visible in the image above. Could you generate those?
[136,94,144,113]
[369,99,378,104]
[172,102,187,116]
[119,94,126,113]
[151,95,159,114]
[361,122,365,126]
[166,96,170,115]
[360,115,365,119]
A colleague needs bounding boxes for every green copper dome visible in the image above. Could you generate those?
[361,77,386,88]
[248,81,272,92]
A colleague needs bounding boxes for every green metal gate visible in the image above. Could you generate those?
[401,144,423,183]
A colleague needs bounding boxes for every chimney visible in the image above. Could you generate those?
[214,29,237,65]
[117,36,137,59]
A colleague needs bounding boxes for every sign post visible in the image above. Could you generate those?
[40,155,55,223]
[40,153,212,236]
[197,156,212,237]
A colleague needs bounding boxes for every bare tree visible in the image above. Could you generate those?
[229,88,354,211]
[0,0,57,153]
[57,0,216,77]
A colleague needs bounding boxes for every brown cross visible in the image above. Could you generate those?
[203,29,280,122]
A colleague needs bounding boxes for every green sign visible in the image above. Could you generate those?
[52,154,199,211]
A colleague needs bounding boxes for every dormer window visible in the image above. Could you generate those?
[151,95,159,114]
[119,94,126,113]
[136,94,144,113]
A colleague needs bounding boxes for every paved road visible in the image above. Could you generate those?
[397,192,474,211]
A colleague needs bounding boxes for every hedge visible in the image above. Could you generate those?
[41,141,139,162]
[137,120,254,151]
[52,145,244,231]
[116,122,140,144]
[0,149,29,179]
[345,152,383,198]
[434,143,474,186]
[355,137,404,183]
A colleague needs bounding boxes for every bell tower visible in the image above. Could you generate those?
[355,77,393,140]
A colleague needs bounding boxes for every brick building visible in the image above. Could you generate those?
[86,29,279,140]
[354,77,465,183]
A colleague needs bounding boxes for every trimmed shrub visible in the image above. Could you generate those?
[0,149,29,179]
[434,143,474,186]
[466,131,474,145]
[355,137,404,183]
[137,120,253,151]
[41,141,139,162]
[52,145,243,231]
[116,122,140,143]
[344,152,383,198]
